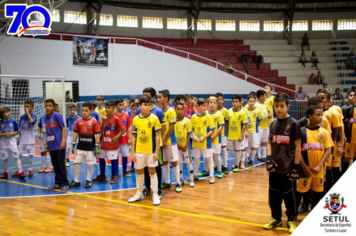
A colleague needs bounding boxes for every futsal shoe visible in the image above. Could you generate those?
[247,160,254,167]
[198,170,209,177]
[263,218,282,230]
[240,163,246,170]
[152,193,161,206]
[175,184,182,193]
[38,167,45,173]
[143,188,151,197]
[158,189,164,198]
[11,171,19,177]
[69,180,81,188]
[180,178,184,186]
[233,167,240,173]
[0,172,8,179]
[222,167,229,175]
[209,176,215,184]
[287,221,296,234]
[110,176,117,184]
[161,183,171,189]
[298,205,309,214]
[92,175,106,182]
[189,178,195,187]
[65,162,70,167]
[61,185,69,193]
[123,171,131,177]
[85,180,92,188]
[48,184,62,191]
[128,193,144,203]
[19,171,26,179]
[193,175,199,180]
[126,167,134,172]
[28,170,33,177]
[217,171,223,179]
[44,167,53,173]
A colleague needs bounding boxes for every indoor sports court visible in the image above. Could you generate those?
[1,0,356,235]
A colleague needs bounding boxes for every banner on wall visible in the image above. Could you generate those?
[72,35,108,67]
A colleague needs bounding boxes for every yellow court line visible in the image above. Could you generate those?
[0,179,288,232]
[0,160,49,172]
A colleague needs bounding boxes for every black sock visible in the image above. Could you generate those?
[341,160,350,177]
[156,165,162,190]
[332,167,341,184]
[302,191,310,208]
[326,169,333,191]
[311,192,321,210]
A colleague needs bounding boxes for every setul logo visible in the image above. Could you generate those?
[272,135,290,144]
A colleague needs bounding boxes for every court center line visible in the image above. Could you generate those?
[0,174,287,232]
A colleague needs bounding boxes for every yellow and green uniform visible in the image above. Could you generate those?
[264,95,275,122]
[247,107,263,133]
[218,107,228,137]
[226,107,248,140]
[191,113,215,149]
[208,110,225,144]
[95,107,106,121]
[175,117,192,146]
[162,107,177,145]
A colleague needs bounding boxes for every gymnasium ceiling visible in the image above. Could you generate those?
[69,0,356,13]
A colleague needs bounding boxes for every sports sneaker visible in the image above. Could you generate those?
[209,176,215,184]
[92,175,106,182]
[152,193,160,206]
[48,184,62,191]
[198,170,209,177]
[189,178,195,187]
[1,172,8,179]
[61,185,69,193]
[263,218,282,230]
[123,171,131,177]
[260,158,266,162]
[240,163,245,170]
[231,164,237,169]
[38,167,45,173]
[175,184,182,193]
[287,221,296,233]
[142,188,151,197]
[161,183,171,189]
[158,189,164,199]
[28,170,33,177]
[222,167,229,175]
[12,171,19,177]
[128,193,144,203]
[19,171,26,179]
[110,176,117,184]
[69,180,80,188]
[298,205,309,214]
[180,177,184,186]
[233,167,240,173]
[217,171,223,179]
[85,180,92,188]
[126,167,134,172]
[247,160,253,167]
[193,175,199,180]
[65,162,70,167]
[44,167,53,173]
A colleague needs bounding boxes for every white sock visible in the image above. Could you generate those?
[28,155,34,171]
[150,174,158,193]
[14,157,22,172]
[3,159,8,172]
[207,157,214,176]
[179,163,183,179]
[250,149,257,162]
[185,157,193,179]
[262,146,267,159]
[19,154,23,165]
[241,151,246,163]
[235,151,241,166]
[163,164,170,184]
[222,147,228,167]
[66,147,71,159]
[74,164,81,182]
[194,156,200,176]
[204,158,208,171]
[87,164,94,181]
[173,165,180,185]
[41,155,47,167]
[213,153,222,171]
[137,174,144,193]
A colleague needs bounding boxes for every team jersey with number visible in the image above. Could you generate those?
[264,95,276,122]
[91,112,100,124]
[163,107,177,146]
[132,113,162,154]
[100,115,125,151]
[298,116,331,133]
[191,113,215,149]
[0,119,19,148]
[43,112,65,152]
[19,113,37,145]
[95,107,106,121]
[66,115,80,138]
[269,116,301,174]
[114,112,132,145]
[255,101,269,129]
[247,107,262,133]
[218,107,228,137]
[300,126,333,178]
[208,110,225,144]
[226,107,248,140]
[343,105,356,143]
[74,117,101,151]
[175,117,192,146]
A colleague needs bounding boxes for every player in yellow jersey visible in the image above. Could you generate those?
[241,103,250,169]
[128,95,162,206]
[246,95,263,167]
[216,92,229,174]
[226,94,248,173]
[256,90,269,161]
[208,97,225,178]
[191,98,216,183]
[264,85,276,123]
[175,103,194,187]
[157,90,182,193]
[95,95,106,122]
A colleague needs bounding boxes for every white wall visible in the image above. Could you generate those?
[0,37,263,97]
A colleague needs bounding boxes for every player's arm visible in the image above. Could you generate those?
[225,120,229,132]
[183,132,192,152]
[60,126,66,150]
[100,116,107,133]
[238,124,246,142]
[113,127,126,145]
[25,109,34,123]
[244,124,249,139]
[163,123,175,146]
[127,126,132,145]
[299,155,311,177]
[311,147,331,175]
[337,126,345,156]
[38,127,42,139]
[294,139,301,165]
[211,125,223,141]
[153,131,161,161]
[266,140,276,172]
[200,128,214,143]
[131,134,137,163]
[73,132,78,142]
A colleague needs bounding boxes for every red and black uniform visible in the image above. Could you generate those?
[74,117,101,151]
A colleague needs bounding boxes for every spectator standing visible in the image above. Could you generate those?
[254,52,263,70]
[299,51,308,68]
[226,59,233,73]
[301,33,310,51]
[240,50,249,73]
[315,71,325,85]
[309,73,316,84]
[310,51,319,70]
[294,86,309,120]
[243,70,249,81]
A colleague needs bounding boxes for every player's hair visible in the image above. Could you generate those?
[190,95,197,99]
[114,98,123,105]
[209,96,217,102]
[215,92,224,98]
[143,87,157,98]
[54,103,58,106]
[308,97,323,106]
[68,104,76,109]
[265,85,273,91]
[96,95,104,101]
[175,102,185,109]
[24,99,34,107]
[105,100,115,108]
[317,90,331,100]
[174,94,185,104]
[0,106,10,120]
[256,90,266,99]
[184,94,190,101]
[90,100,97,109]
[347,90,355,96]
[131,102,139,108]
[82,102,92,110]
[274,92,290,105]
[129,98,134,103]
[45,99,55,106]
[247,95,256,101]
[197,98,207,106]
[124,99,130,103]
[232,94,243,102]
[206,94,213,99]
[159,90,170,99]
[249,91,257,97]
[307,105,322,117]
[139,95,152,105]
[135,96,141,101]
